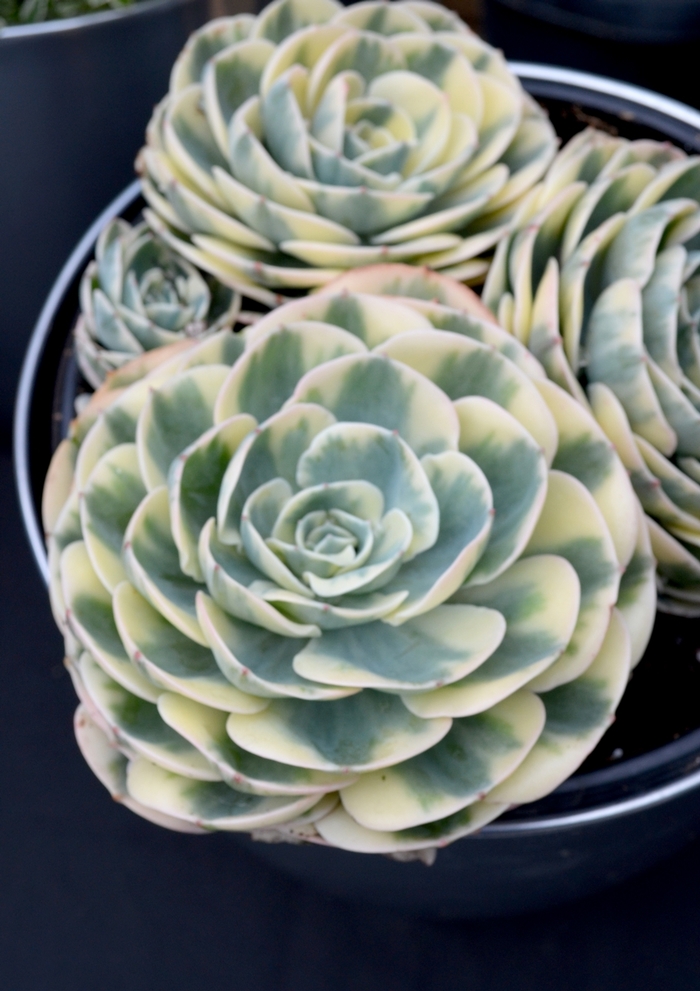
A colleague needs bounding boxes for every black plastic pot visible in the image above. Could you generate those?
[0,0,254,442]
[14,66,700,920]
[484,0,700,114]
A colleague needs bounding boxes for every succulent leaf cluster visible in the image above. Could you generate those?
[483,128,700,610]
[45,269,654,853]
[137,0,557,303]
[76,219,241,388]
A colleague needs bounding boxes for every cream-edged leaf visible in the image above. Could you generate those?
[124,487,207,646]
[126,756,319,830]
[340,690,544,830]
[79,652,220,780]
[61,541,160,702]
[403,554,580,717]
[293,604,505,691]
[113,581,266,713]
[215,321,366,424]
[290,351,460,458]
[169,414,257,581]
[488,609,631,804]
[524,471,620,691]
[136,364,230,491]
[80,443,147,593]
[74,705,206,833]
[456,396,548,585]
[315,797,506,853]
[226,689,451,772]
[196,592,354,699]
[157,693,353,795]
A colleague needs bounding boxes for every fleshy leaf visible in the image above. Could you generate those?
[226,689,451,772]
[290,352,460,458]
[74,705,206,833]
[136,364,230,491]
[340,690,544,830]
[315,797,506,853]
[80,443,147,593]
[538,378,637,568]
[79,652,220,780]
[113,581,267,713]
[381,450,494,622]
[169,414,257,581]
[403,554,580,717]
[196,592,355,699]
[293,603,505,691]
[126,756,319,830]
[61,541,160,702]
[377,330,557,462]
[215,322,366,425]
[586,278,676,456]
[296,421,440,558]
[217,403,336,544]
[524,471,620,691]
[158,693,354,795]
[488,609,631,804]
[199,518,321,637]
[124,487,207,646]
[456,396,548,585]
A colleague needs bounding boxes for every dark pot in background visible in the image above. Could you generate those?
[14,65,700,920]
[484,0,700,116]
[0,0,254,443]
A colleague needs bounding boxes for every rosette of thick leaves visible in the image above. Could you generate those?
[482,127,700,611]
[137,0,557,301]
[44,273,653,855]
[76,219,240,388]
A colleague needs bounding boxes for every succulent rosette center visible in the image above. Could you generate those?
[45,272,654,854]
[76,219,239,388]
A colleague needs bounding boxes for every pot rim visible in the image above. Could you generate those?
[511,61,700,133]
[0,0,207,41]
[14,64,700,837]
[14,177,141,586]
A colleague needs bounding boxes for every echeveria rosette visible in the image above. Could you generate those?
[136,0,557,302]
[76,219,241,389]
[482,127,700,611]
[43,273,653,855]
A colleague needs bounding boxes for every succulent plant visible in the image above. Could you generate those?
[75,219,241,389]
[44,272,654,854]
[482,127,700,611]
[137,0,557,303]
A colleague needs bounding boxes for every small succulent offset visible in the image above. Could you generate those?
[137,0,557,302]
[76,219,240,389]
[483,127,700,611]
[44,270,655,854]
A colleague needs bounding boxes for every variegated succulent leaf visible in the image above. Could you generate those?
[44,272,646,853]
[76,218,242,389]
[483,125,700,609]
[137,0,557,296]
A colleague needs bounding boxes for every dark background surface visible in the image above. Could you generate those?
[4,2,700,987]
